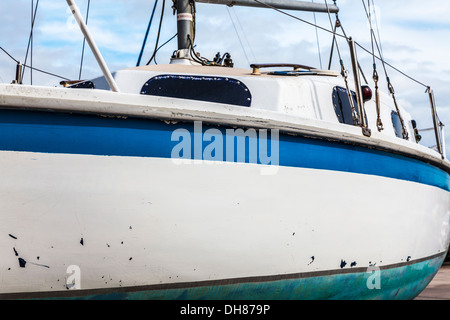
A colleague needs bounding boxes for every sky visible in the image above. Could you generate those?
[1,0,450,156]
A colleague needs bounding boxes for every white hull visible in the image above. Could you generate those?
[2,150,449,296]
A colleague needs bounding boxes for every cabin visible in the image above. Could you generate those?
[65,63,421,148]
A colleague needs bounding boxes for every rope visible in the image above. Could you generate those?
[153,33,178,64]
[187,35,210,65]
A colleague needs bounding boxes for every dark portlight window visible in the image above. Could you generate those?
[332,86,362,126]
[140,75,252,107]
[391,111,404,139]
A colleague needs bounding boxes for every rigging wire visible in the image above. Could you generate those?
[354,43,428,88]
[251,0,428,89]
[231,7,257,63]
[79,0,91,80]
[0,46,19,64]
[1,46,70,81]
[324,1,359,125]
[1,1,68,83]
[312,0,323,69]
[366,0,383,131]
[367,0,376,67]
[359,1,427,88]
[325,1,343,66]
[227,7,250,66]
[370,0,384,58]
[23,64,71,81]
[137,0,159,67]
[146,0,166,65]
[361,0,388,82]
[0,0,430,91]
[253,0,346,39]
[23,0,40,85]
[361,0,408,139]
[31,0,33,84]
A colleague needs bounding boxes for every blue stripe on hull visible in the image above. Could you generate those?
[0,109,449,191]
[24,254,445,300]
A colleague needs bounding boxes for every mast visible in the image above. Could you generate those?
[173,0,338,63]
[176,0,195,50]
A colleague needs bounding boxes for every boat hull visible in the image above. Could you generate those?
[8,254,445,300]
[0,109,449,300]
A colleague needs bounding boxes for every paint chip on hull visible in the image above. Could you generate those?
[18,258,27,268]
[29,262,50,269]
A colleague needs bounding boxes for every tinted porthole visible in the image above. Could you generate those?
[391,111,404,138]
[332,86,359,125]
[332,86,369,127]
[140,75,252,107]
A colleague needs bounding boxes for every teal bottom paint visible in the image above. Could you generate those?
[30,254,444,301]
